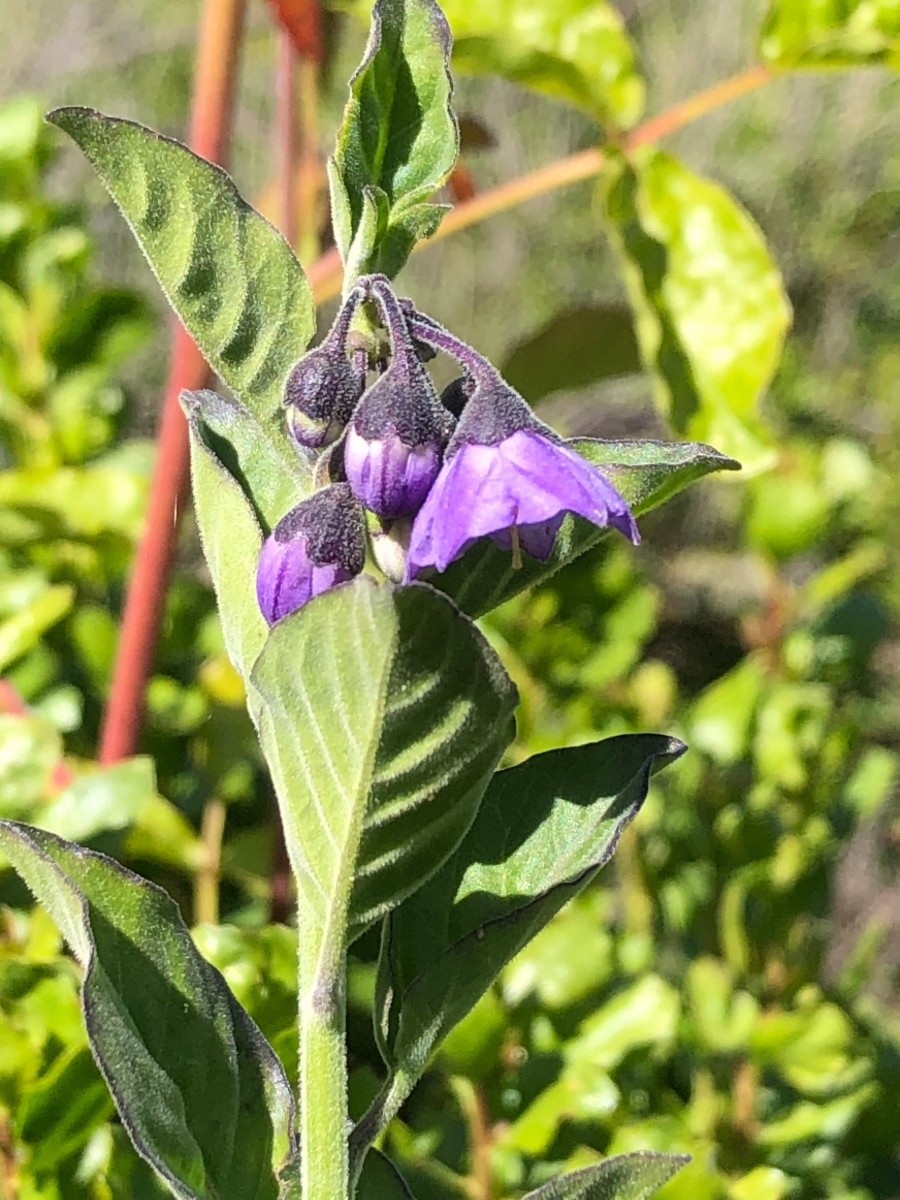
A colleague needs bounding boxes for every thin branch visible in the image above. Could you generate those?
[306,64,774,305]
[194,797,227,925]
[98,0,248,764]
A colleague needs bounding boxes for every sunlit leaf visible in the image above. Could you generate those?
[760,0,900,67]
[329,0,458,279]
[520,1151,690,1199]
[0,584,73,673]
[601,148,790,468]
[251,576,517,941]
[48,108,315,430]
[0,822,295,1200]
[442,0,645,128]
[372,735,684,1116]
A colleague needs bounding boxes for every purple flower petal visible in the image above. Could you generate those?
[406,430,639,579]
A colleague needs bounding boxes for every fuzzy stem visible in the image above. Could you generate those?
[298,922,349,1200]
[98,0,247,764]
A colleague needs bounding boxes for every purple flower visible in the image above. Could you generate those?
[343,279,448,519]
[256,484,366,624]
[403,350,638,579]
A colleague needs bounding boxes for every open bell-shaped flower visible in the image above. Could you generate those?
[284,287,366,449]
[256,484,366,624]
[401,330,638,579]
[343,280,448,520]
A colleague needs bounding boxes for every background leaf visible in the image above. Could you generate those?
[437,438,739,618]
[0,822,294,1200]
[441,0,645,128]
[47,108,315,429]
[357,1148,417,1198]
[329,0,458,279]
[251,576,517,942]
[375,734,685,1083]
[521,1151,690,1199]
[600,148,791,468]
[760,0,900,67]
[502,305,643,404]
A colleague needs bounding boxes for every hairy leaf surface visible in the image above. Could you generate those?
[375,734,685,1080]
[521,1152,689,1199]
[48,108,315,429]
[0,822,294,1200]
[329,0,458,279]
[251,577,517,941]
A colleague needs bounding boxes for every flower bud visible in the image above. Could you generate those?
[343,281,446,519]
[284,290,365,449]
[256,484,366,624]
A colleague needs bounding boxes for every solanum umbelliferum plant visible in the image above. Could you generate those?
[0,1,744,1197]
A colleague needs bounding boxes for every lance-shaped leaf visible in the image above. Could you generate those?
[0,821,294,1200]
[251,576,517,941]
[442,0,645,129]
[437,438,739,619]
[760,0,900,68]
[600,148,790,469]
[520,1152,690,1200]
[329,0,459,280]
[48,108,315,430]
[372,735,685,1099]
[184,398,268,687]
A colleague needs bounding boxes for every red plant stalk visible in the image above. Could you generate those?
[99,0,248,764]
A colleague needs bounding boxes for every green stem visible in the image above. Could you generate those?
[299,920,349,1200]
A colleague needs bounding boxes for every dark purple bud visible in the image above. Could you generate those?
[343,280,446,519]
[405,365,639,579]
[256,484,366,624]
[440,374,475,419]
[284,289,366,449]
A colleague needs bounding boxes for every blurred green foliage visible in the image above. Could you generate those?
[1,0,900,1195]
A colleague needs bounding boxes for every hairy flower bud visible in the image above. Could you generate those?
[284,289,365,449]
[256,484,366,624]
[343,280,446,519]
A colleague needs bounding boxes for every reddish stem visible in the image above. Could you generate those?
[99,0,247,764]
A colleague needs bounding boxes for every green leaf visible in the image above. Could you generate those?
[0,821,294,1200]
[600,148,790,468]
[329,0,459,279]
[38,757,159,845]
[502,305,642,404]
[437,438,739,618]
[184,400,268,686]
[520,1152,690,1200]
[442,0,645,128]
[181,389,311,533]
[0,714,61,818]
[357,1149,417,1198]
[0,583,73,672]
[47,107,315,429]
[760,0,900,67]
[251,576,517,942]
[374,734,685,1087]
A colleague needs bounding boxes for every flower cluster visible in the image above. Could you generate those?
[256,275,639,625]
